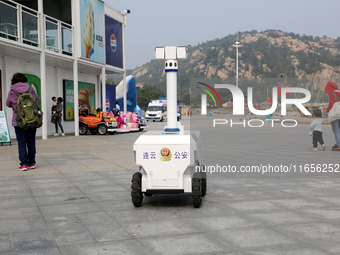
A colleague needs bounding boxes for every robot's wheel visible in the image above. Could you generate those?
[131,172,143,207]
[197,165,207,197]
[192,172,202,208]
[201,171,207,197]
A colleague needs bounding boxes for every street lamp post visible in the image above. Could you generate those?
[232,41,242,87]
[122,9,130,112]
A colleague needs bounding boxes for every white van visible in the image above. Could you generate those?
[145,99,167,122]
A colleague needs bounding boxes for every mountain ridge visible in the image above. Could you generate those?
[129,30,340,99]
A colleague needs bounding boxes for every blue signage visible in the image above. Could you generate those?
[105,16,123,68]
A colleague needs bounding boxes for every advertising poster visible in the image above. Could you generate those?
[80,0,105,63]
[63,80,96,121]
[105,16,123,68]
[100,84,116,112]
[0,111,10,144]
[24,73,41,101]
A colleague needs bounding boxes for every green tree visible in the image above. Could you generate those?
[137,85,164,110]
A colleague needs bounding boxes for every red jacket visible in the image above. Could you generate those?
[325,82,340,113]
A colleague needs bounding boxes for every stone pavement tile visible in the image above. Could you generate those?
[63,171,106,180]
[59,239,149,255]
[213,226,297,250]
[0,197,36,209]
[0,217,47,234]
[316,196,340,206]
[30,186,85,198]
[0,234,12,253]
[12,230,56,251]
[138,233,232,255]
[47,219,96,246]
[107,206,202,225]
[95,199,134,211]
[0,177,26,186]
[187,215,257,232]
[53,162,93,173]
[243,244,332,255]
[280,186,338,198]
[267,197,333,209]
[0,188,33,200]
[69,178,118,187]
[122,218,201,239]
[1,247,61,255]
[0,206,41,220]
[299,207,340,220]
[77,185,128,202]
[20,166,59,175]
[34,194,90,206]
[28,181,74,191]
[43,214,79,223]
[226,200,280,212]
[277,222,340,254]
[0,182,30,193]
[75,211,131,242]
[245,210,316,226]
[24,173,66,183]
[39,201,101,217]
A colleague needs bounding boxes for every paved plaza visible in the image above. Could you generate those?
[0,117,340,254]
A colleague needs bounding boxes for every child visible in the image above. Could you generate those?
[52,96,57,107]
[310,109,325,151]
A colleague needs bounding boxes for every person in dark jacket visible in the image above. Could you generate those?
[6,73,41,171]
[325,82,340,151]
[54,97,65,136]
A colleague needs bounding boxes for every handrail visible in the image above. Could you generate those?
[0,0,73,56]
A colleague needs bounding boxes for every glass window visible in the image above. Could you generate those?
[0,2,18,40]
[46,20,58,52]
[62,26,72,54]
[22,11,38,46]
[147,106,162,112]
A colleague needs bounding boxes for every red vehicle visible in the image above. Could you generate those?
[79,110,118,135]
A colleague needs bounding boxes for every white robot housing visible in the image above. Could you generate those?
[131,46,205,208]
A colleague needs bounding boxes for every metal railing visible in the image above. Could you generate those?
[0,0,73,55]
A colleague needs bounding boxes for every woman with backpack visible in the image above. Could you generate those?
[54,97,65,137]
[325,82,340,151]
[6,73,41,171]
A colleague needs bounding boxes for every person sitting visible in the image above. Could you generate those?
[96,107,102,118]
[80,107,89,117]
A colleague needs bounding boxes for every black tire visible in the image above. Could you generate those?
[160,117,163,122]
[97,125,107,135]
[196,165,207,197]
[131,172,143,207]
[201,171,207,197]
[192,172,202,208]
[79,124,88,135]
[90,128,98,135]
[177,116,179,121]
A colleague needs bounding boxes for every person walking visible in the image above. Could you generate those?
[6,73,41,171]
[325,82,340,151]
[54,97,65,136]
[310,109,325,151]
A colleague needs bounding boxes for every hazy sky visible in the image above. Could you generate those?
[106,0,340,69]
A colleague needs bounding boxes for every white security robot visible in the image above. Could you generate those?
[131,46,206,208]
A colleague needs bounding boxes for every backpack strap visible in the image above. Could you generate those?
[28,87,34,95]
[11,89,20,97]
[334,92,339,103]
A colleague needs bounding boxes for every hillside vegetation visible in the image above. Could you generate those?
[130,30,340,103]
